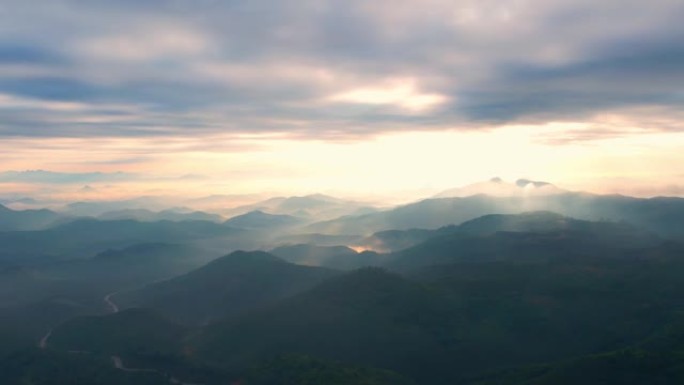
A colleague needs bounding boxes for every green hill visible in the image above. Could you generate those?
[387,212,663,270]
[472,317,684,384]
[116,251,338,325]
[192,268,460,384]
[305,193,684,239]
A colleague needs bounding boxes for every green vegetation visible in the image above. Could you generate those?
[193,268,461,383]
[244,354,415,385]
[49,309,187,356]
[116,251,338,325]
[5,210,684,384]
[0,349,168,385]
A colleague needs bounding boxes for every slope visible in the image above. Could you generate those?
[305,192,684,239]
[192,268,460,384]
[116,251,338,325]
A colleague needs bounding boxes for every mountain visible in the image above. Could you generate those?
[456,211,659,242]
[0,218,240,264]
[270,244,385,269]
[435,177,564,198]
[386,212,662,270]
[354,211,661,254]
[306,192,684,238]
[273,232,362,247]
[224,210,305,230]
[184,193,267,210]
[469,309,684,385]
[5,212,684,384]
[115,251,338,325]
[356,227,457,253]
[222,194,377,222]
[98,208,222,223]
[0,203,64,231]
[192,268,460,383]
[270,244,357,264]
[396,243,684,379]
[62,197,176,217]
[79,242,217,288]
[0,243,215,310]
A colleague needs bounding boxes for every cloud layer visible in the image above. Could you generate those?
[0,170,138,184]
[0,0,682,140]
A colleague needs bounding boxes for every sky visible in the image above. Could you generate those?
[1,0,683,204]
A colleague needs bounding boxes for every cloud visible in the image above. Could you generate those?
[0,170,138,184]
[0,0,681,141]
[328,79,448,113]
[77,24,208,62]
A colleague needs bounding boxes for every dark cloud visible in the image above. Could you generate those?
[0,0,681,140]
[456,39,684,124]
[0,44,66,65]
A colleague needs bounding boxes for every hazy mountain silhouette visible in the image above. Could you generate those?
[435,177,564,198]
[222,194,377,222]
[224,210,305,229]
[270,243,385,269]
[98,208,222,223]
[0,218,240,264]
[306,191,684,239]
[386,212,662,270]
[0,243,214,309]
[0,203,64,231]
[62,197,176,217]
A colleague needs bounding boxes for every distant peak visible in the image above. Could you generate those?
[217,250,286,265]
[304,193,334,200]
[435,177,564,199]
[515,179,552,188]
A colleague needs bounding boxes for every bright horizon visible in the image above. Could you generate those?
[1,1,683,205]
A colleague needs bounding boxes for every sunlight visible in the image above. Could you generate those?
[328,78,448,112]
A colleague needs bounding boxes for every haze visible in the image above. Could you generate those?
[6,3,684,384]
[1,0,683,205]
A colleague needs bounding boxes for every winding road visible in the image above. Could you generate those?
[105,293,203,384]
[38,291,117,349]
[104,292,120,313]
[38,329,52,349]
[38,290,203,384]
[111,355,203,384]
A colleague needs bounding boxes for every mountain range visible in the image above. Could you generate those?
[5,181,684,384]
